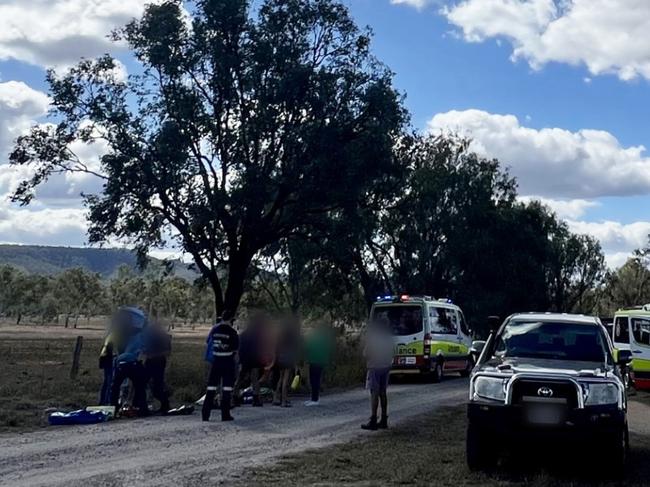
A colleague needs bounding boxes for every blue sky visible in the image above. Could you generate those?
[0,0,649,266]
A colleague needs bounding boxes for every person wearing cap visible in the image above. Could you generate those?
[110,307,149,416]
[202,314,240,422]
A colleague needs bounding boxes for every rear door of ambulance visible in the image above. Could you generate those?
[371,302,425,371]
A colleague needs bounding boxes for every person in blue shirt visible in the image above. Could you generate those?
[202,314,240,422]
[110,307,149,417]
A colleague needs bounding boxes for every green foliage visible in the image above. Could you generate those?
[596,242,650,315]
[249,135,608,333]
[0,263,215,327]
[10,0,405,316]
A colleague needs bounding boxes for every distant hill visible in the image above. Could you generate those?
[0,245,198,280]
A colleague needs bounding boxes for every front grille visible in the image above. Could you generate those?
[511,379,579,409]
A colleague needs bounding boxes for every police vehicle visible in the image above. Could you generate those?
[466,313,631,474]
[370,295,473,380]
[612,305,650,390]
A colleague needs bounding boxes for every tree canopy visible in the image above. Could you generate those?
[9,0,611,326]
[10,0,405,316]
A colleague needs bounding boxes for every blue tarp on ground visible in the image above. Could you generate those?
[48,409,109,426]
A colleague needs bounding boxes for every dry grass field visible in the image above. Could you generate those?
[0,323,366,431]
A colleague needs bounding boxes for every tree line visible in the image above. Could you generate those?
[6,0,647,333]
[0,265,214,328]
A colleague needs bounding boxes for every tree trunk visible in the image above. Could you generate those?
[222,253,253,318]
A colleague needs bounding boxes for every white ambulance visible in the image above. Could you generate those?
[369,295,474,381]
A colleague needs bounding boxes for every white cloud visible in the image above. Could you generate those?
[391,0,433,9]
[0,80,107,208]
[518,196,599,220]
[443,0,650,81]
[0,81,50,163]
[0,0,157,69]
[566,219,650,268]
[0,203,88,247]
[429,109,650,199]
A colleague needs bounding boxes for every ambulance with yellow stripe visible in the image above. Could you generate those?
[370,295,473,381]
[612,305,650,390]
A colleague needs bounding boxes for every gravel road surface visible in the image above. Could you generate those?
[0,378,468,486]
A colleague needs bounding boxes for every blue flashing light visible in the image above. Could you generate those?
[376,295,395,302]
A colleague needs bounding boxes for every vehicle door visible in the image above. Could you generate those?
[372,304,424,366]
[458,310,472,349]
[630,315,650,386]
[433,307,463,371]
[613,315,630,352]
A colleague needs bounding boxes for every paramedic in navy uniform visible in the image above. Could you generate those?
[202,314,240,422]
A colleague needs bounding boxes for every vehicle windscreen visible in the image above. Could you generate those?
[494,321,609,362]
[372,305,423,336]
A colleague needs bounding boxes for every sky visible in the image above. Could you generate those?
[1,0,650,267]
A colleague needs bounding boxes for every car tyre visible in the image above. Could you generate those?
[460,356,475,378]
[608,424,629,478]
[432,362,444,383]
[466,421,495,471]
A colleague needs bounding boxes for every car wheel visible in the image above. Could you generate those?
[608,424,629,478]
[432,362,444,383]
[460,356,475,378]
[466,422,495,471]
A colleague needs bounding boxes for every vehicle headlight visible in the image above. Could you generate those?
[473,376,507,401]
[584,383,619,406]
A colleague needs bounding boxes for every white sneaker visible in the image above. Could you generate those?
[304,400,320,407]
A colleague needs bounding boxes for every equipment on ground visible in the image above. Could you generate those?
[48,409,110,426]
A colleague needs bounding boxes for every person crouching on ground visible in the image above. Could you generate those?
[234,312,268,407]
[273,315,301,407]
[202,314,239,422]
[110,307,149,416]
[361,317,395,431]
[304,321,334,406]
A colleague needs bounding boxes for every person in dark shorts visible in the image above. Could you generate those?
[234,313,268,407]
[273,315,301,407]
[202,315,239,422]
[304,321,334,406]
[143,320,172,414]
[361,318,395,431]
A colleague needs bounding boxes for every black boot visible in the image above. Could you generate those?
[252,395,263,407]
[202,390,216,422]
[221,391,234,421]
[361,416,378,431]
[378,415,388,429]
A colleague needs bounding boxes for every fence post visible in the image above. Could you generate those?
[70,336,83,380]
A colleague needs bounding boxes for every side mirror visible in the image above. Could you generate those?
[617,349,632,366]
[487,316,501,333]
[470,340,486,355]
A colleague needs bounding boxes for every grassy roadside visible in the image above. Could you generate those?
[239,404,650,487]
[0,335,208,431]
[0,328,365,431]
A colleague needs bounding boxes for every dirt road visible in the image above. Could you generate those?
[0,379,468,487]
